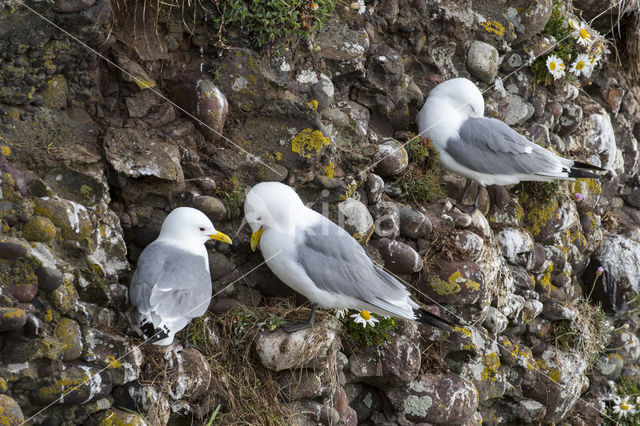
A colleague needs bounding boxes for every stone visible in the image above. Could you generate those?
[513,0,553,42]
[54,317,83,361]
[167,74,228,142]
[30,366,112,405]
[83,328,143,386]
[495,227,534,265]
[453,230,484,261]
[0,394,23,425]
[370,202,400,239]
[192,196,227,222]
[374,139,409,177]
[315,19,370,63]
[372,239,422,274]
[22,216,56,242]
[95,408,149,425]
[160,347,211,400]
[113,382,170,425]
[349,332,421,386]
[466,41,499,83]
[365,173,384,204]
[420,260,486,306]
[484,306,508,334]
[397,205,431,239]
[255,317,341,372]
[386,373,478,424]
[595,235,640,312]
[35,266,63,292]
[311,73,335,109]
[35,197,93,243]
[556,103,583,136]
[337,198,374,238]
[103,128,184,181]
[608,329,640,364]
[10,284,38,303]
[524,347,588,423]
[0,308,26,331]
[501,93,535,126]
[366,45,405,92]
[596,353,624,380]
[0,240,28,260]
[114,54,156,90]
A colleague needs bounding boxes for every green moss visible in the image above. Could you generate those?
[291,128,330,158]
[209,0,334,47]
[215,177,246,219]
[397,137,445,204]
[22,216,56,242]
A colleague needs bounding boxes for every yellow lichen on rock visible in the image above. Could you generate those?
[480,353,501,382]
[481,20,506,37]
[524,198,559,237]
[324,162,336,178]
[291,128,330,158]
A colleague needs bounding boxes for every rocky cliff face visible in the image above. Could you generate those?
[1,0,640,424]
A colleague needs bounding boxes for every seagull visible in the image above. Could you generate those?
[129,207,232,345]
[416,78,604,212]
[244,181,453,332]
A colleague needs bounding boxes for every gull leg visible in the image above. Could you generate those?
[183,321,203,352]
[454,179,480,214]
[282,303,317,332]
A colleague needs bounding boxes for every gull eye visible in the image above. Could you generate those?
[256,216,262,221]
[199,227,206,231]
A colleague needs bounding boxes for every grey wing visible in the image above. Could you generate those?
[448,117,568,176]
[130,242,212,320]
[296,220,412,313]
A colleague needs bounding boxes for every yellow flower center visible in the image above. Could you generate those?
[360,310,371,320]
[576,61,585,70]
[622,402,629,410]
[549,62,556,71]
[580,28,590,40]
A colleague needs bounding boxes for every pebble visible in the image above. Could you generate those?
[373,238,422,274]
[374,139,408,177]
[466,41,499,84]
[0,307,27,332]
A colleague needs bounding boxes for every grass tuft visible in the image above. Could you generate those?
[396,136,445,204]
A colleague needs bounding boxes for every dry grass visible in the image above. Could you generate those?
[183,301,337,424]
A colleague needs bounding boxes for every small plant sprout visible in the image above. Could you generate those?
[570,53,592,77]
[613,395,636,417]
[575,192,584,201]
[574,21,592,47]
[351,310,379,328]
[546,55,566,80]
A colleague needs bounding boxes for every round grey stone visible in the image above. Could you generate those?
[466,41,499,84]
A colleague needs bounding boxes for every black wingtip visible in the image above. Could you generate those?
[415,308,456,332]
[572,160,606,172]
[140,320,169,344]
[568,168,601,179]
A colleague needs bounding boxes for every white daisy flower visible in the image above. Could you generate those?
[613,395,635,417]
[575,22,592,47]
[350,310,379,328]
[334,308,347,319]
[546,55,565,80]
[570,53,592,77]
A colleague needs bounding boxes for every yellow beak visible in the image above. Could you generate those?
[250,227,264,252]
[209,231,232,244]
